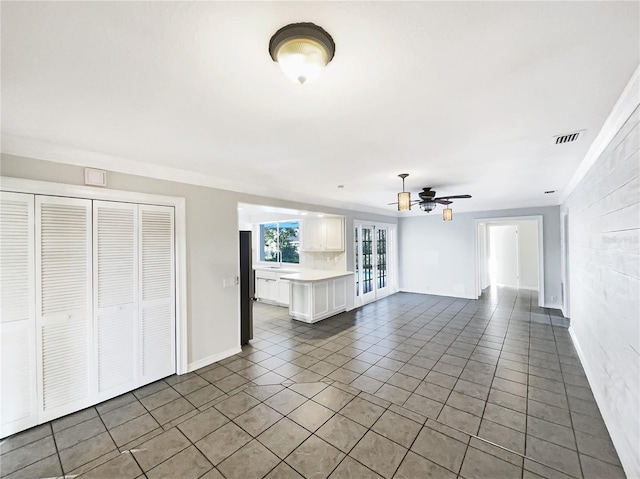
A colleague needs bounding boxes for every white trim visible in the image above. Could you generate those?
[187,347,242,373]
[1,134,394,218]
[474,215,545,307]
[0,176,189,375]
[560,64,640,203]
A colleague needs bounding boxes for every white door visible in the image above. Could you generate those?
[489,225,519,287]
[36,196,93,422]
[139,205,176,384]
[0,192,37,437]
[93,201,138,400]
[355,224,390,305]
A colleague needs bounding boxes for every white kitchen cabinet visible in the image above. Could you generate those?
[255,270,290,306]
[284,271,353,323]
[277,279,290,305]
[301,217,344,252]
[324,217,344,251]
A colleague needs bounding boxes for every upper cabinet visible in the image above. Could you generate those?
[301,217,344,252]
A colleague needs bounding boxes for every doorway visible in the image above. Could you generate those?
[475,216,544,306]
[354,221,396,306]
[489,224,520,287]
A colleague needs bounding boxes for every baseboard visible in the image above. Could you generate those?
[517,286,539,292]
[544,301,563,310]
[187,346,242,373]
[398,288,476,300]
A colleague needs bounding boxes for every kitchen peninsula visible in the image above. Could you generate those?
[280,270,354,323]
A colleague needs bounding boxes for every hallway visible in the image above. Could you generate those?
[1,289,624,478]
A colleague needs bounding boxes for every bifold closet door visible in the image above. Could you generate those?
[139,205,175,384]
[0,192,37,437]
[36,196,92,422]
[93,201,138,401]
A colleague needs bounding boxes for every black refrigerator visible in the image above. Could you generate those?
[239,230,254,344]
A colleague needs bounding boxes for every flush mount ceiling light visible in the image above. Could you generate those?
[269,23,335,84]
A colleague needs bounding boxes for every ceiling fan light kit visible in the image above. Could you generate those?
[269,23,335,85]
[390,176,471,220]
[419,201,437,212]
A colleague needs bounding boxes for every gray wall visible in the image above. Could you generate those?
[0,154,397,369]
[562,106,639,478]
[398,206,561,306]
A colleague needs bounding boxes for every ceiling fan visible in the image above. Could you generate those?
[388,173,472,220]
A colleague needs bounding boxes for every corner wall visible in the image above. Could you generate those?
[562,104,639,477]
[398,206,561,306]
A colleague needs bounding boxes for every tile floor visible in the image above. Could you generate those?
[0,288,626,479]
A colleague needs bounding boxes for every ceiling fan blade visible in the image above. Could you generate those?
[435,199,452,205]
[388,202,399,205]
[434,194,472,200]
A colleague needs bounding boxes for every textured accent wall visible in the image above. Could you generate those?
[564,105,639,477]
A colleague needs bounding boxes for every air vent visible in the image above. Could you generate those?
[554,130,583,145]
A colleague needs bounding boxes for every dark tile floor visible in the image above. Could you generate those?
[0,288,626,479]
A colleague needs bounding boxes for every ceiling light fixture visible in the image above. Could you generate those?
[397,174,411,211]
[443,206,453,221]
[419,201,436,213]
[269,23,335,85]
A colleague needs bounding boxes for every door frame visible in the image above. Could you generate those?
[561,211,571,318]
[0,176,189,375]
[353,220,398,307]
[474,215,544,307]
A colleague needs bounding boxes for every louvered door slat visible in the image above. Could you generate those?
[93,201,138,398]
[139,205,175,383]
[36,196,92,420]
[0,192,37,437]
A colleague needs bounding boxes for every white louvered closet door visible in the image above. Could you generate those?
[36,196,92,422]
[139,205,175,384]
[0,192,37,437]
[93,201,138,400]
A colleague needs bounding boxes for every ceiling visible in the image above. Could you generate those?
[2,2,638,215]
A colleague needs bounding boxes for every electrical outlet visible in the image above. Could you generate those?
[222,278,230,288]
[551,295,557,302]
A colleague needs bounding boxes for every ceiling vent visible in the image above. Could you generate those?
[553,130,583,145]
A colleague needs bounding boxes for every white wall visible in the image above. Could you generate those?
[0,154,397,371]
[563,104,639,478]
[515,220,539,289]
[489,224,519,287]
[399,206,561,305]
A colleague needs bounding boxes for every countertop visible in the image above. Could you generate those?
[279,271,354,282]
[253,265,301,274]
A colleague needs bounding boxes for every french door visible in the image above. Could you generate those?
[354,222,392,305]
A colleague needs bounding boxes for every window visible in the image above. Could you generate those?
[260,221,299,264]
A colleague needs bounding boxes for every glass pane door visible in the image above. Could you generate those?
[377,228,387,290]
[355,224,390,304]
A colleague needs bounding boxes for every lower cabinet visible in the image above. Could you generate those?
[0,192,176,438]
[288,275,350,323]
[255,270,290,306]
